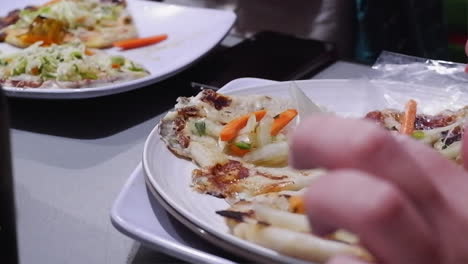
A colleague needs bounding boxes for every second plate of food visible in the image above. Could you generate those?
[0,0,236,99]
[143,79,468,263]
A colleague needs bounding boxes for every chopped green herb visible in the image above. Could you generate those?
[194,121,206,136]
[235,141,251,150]
[411,131,425,140]
[80,71,98,80]
[73,64,79,73]
[71,51,83,59]
[41,57,50,65]
[128,62,145,72]
[111,56,125,66]
[39,6,51,14]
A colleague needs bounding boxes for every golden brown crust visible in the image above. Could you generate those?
[78,24,138,48]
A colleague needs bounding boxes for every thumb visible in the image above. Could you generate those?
[465,40,468,57]
[462,126,468,170]
[327,255,371,264]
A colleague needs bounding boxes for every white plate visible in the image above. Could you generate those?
[143,78,468,263]
[110,78,271,264]
[111,164,241,264]
[0,0,236,99]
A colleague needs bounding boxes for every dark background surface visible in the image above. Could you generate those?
[6,32,336,139]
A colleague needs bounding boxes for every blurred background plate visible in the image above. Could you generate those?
[0,0,236,99]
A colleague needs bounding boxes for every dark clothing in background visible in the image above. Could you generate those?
[355,0,449,64]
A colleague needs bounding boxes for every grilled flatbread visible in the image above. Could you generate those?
[0,0,137,48]
[159,89,322,201]
[216,190,374,263]
[365,107,467,162]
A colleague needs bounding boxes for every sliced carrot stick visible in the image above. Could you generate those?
[220,110,266,141]
[271,109,298,136]
[229,144,250,156]
[113,34,168,50]
[253,110,267,121]
[85,49,95,56]
[289,196,305,214]
[43,0,62,6]
[400,99,417,135]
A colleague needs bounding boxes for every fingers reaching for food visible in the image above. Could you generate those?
[326,255,371,264]
[304,169,437,264]
[291,113,468,263]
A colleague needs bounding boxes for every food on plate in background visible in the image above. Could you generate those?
[0,41,148,88]
[113,34,168,50]
[365,100,467,163]
[0,0,137,48]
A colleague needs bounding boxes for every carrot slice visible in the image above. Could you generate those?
[113,34,168,50]
[31,67,40,75]
[229,144,250,156]
[400,99,417,135]
[253,110,267,121]
[220,110,267,142]
[289,196,305,214]
[271,109,298,136]
[43,0,62,6]
[85,49,95,56]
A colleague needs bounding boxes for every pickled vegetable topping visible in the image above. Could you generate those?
[20,16,66,45]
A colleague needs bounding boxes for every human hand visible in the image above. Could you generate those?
[465,40,468,56]
[290,115,468,264]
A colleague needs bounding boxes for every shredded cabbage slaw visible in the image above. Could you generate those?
[0,41,148,85]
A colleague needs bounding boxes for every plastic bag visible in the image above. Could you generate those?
[367,51,468,114]
[372,51,468,88]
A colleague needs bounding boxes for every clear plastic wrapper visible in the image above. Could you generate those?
[372,51,468,87]
[368,51,468,114]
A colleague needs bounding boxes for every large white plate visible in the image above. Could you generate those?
[111,164,240,264]
[0,0,236,99]
[143,79,468,263]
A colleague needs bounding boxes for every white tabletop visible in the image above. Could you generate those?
[11,60,372,264]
